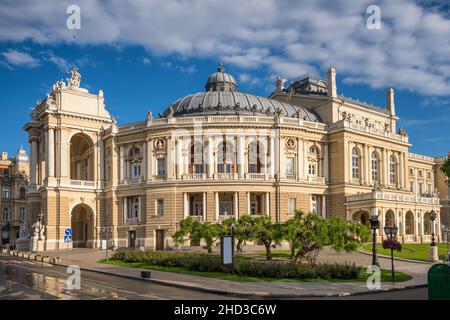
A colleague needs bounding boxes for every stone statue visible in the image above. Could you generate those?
[147,111,153,121]
[31,218,45,240]
[167,106,174,118]
[275,76,286,93]
[384,123,390,132]
[398,126,407,137]
[67,67,81,88]
[19,223,30,239]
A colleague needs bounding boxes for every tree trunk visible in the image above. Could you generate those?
[264,241,272,261]
[290,240,295,259]
[236,240,243,253]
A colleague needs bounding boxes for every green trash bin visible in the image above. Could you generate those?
[428,263,450,300]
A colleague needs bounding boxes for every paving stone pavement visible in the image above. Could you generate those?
[32,246,434,298]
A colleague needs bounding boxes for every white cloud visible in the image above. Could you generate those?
[0,0,449,95]
[1,49,40,68]
[161,61,196,74]
[142,57,151,65]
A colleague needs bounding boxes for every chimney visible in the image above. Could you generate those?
[327,67,337,98]
[386,88,395,115]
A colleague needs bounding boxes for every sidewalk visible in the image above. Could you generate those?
[40,248,431,298]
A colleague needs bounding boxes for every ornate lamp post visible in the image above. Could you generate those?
[384,225,398,282]
[370,215,380,267]
[428,210,439,262]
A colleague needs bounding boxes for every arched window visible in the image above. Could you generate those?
[389,155,397,184]
[352,148,360,179]
[70,133,94,181]
[405,211,414,235]
[248,141,262,173]
[217,139,235,173]
[424,212,431,235]
[371,151,379,182]
[189,142,204,174]
[19,187,26,199]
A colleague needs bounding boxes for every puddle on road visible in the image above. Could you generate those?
[0,263,119,299]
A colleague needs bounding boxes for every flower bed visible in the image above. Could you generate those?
[111,251,360,280]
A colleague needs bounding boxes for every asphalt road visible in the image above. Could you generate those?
[0,255,239,300]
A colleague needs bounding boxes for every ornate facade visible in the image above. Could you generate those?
[22,65,448,251]
[0,148,29,247]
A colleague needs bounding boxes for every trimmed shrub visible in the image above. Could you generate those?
[110,251,360,280]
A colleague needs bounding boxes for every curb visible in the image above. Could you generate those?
[1,253,427,299]
[358,250,435,265]
[54,261,427,299]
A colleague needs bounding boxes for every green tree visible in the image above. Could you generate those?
[172,217,220,253]
[253,216,283,261]
[441,156,450,187]
[235,215,257,253]
[288,211,329,263]
[326,217,370,253]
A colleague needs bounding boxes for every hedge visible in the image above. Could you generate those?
[111,251,360,280]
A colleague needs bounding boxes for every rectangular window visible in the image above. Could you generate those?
[126,196,140,219]
[419,183,423,195]
[2,208,8,221]
[427,171,431,179]
[2,187,9,199]
[288,198,296,214]
[410,182,414,192]
[409,168,414,176]
[157,199,164,216]
[285,157,295,175]
[308,164,316,176]
[157,158,166,176]
[19,207,25,222]
[250,194,262,215]
[132,164,141,177]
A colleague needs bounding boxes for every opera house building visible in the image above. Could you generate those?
[19,64,448,251]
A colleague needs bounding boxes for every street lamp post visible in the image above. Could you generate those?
[370,215,380,267]
[101,227,111,261]
[384,225,398,282]
[428,210,439,262]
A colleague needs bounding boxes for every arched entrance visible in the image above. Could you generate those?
[71,204,95,248]
[70,133,94,181]
[353,210,370,228]
[405,211,415,235]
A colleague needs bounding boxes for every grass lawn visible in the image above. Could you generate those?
[362,243,449,261]
[99,259,412,283]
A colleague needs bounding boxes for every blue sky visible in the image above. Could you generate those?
[0,0,449,158]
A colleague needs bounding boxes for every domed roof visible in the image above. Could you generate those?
[205,63,237,92]
[162,64,322,122]
[15,147,28,163]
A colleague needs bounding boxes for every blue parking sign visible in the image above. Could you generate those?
[64,228,72,242]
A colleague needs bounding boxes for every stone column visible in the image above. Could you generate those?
[237,136,244,178]
[419,211,424,236]
[399,152,404,189]
[362,144,368,184]
[176,138,182,180]
[323,143,329,183]
[47,127,55,177]
[269,135,275,178]
[167,137,174,180]
[215,192,219,221]
[247,192,251,215]
[297,138,303,181]
[207,136,213,179]
[348,141,353,183]
[30,140,37,185]
[98,138,104,181]
[119,146,125,182]
[279,137,285,178]
[265,192,270,215]
[401,210,406,236]
[202,192,207,221]
[382,148,388,186]
[183,193,189,218]
[321,195,327,218]
[303,140,308,179]
[367,145,373,184]
[403,152,409,191]
[233,192,239,218]
[141,141,146,181]
[146,139,153,181]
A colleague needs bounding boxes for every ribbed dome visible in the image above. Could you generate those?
[161,64,322,122]
[205,63,237,92]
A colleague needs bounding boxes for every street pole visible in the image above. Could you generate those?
[391,247,395,282]
[106,228,109,261]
